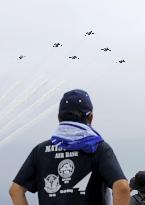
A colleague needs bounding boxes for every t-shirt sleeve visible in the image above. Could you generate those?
[96,142,126,188]
[13,146,38,193]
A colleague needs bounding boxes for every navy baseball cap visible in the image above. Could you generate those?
[59,89,93,116]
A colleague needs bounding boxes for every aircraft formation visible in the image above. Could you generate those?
[17,31,126,64]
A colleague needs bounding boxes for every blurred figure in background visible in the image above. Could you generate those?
[130,171,145,205]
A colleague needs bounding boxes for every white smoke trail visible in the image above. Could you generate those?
[0,102,58,147]
[0,81,21,110]
[0,77,48,115]
[0,78,50,127]
[0,80,64,137]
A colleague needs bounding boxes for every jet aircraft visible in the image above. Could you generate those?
[17,55,26,60]
[101,48,111,52]
[117,60,126,63]
[53,43,62,47]
[85,31,94,36]
[69,56,79,59]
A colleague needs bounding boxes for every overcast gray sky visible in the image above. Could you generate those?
[0,0,145,204]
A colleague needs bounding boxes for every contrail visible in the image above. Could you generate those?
[0,78,50,127]
[0,81,21,110]
[2,78,48,110]
[0,102,58,147]
[0,77,48,115]
[0,80,64,136]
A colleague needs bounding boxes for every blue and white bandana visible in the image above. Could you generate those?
[51,121,103,153]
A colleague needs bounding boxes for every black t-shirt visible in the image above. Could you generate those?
[13,141,126,205]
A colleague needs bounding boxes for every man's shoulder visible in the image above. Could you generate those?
[92,141,114,162]
[37,140,52,147]
[97,141,112,153]
[32,140,52,153]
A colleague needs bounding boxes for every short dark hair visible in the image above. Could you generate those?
[58,110,89,124]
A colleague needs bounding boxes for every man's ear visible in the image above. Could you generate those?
[58,113,61,122]
[87,112,93,124]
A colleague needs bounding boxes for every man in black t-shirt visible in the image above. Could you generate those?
[9,89,130,205]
